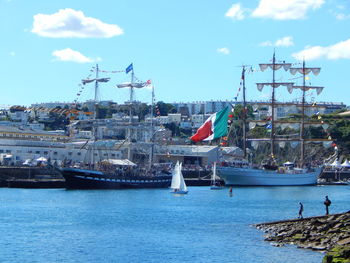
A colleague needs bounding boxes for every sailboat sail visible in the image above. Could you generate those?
[179,162,187,192]
[170,162,181,189]
[170,161,188,193]
[211,162,217,184]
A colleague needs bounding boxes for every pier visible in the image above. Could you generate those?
[255,212,350,263]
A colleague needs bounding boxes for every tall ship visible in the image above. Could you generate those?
[215,53,330,186]
[61,64,172,189]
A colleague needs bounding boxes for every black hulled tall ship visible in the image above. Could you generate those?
[61,64,172,189]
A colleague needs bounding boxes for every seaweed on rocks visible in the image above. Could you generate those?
[255,212,350,263]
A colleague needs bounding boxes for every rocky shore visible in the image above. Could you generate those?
[255,212,350,263]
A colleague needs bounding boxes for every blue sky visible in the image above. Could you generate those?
[1,0,349,107]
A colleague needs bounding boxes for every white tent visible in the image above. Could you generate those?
[341,159,350,167]
[330,159,341,167]
[102,159,136,166]
[36,157,48,162]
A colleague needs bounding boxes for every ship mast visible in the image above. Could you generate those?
[289,61,322,167]
[271,53,276,158]
[149,85,155,169]
[256,52,293,160]
[127,67,135,160]
[116,63,152,162]
[92,64,99,166]
[300,60,306,167]
[242,66,247,159]
[80,64,111,167]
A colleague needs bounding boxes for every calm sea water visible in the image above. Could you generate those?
[0,185,349,263]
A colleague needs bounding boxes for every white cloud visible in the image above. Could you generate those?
[9,51,15,56]
[52,48,95,63]
[292,39,350,60]
[225,3,245,20]
[32,8,123,38]
[217,47,230,55]
[329,5,350,20]
[259,36,294,47]
[334,12,350,20]
[252,0,325,20]
[275,36,294,47]
[259,41,272,47]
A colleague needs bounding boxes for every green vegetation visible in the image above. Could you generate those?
[155,101,177,116]
[323,245,350,263]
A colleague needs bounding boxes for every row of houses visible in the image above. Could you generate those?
[172,100,346,117]
[0,125,231,167]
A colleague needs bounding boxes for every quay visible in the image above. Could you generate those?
[0,165,221,188]
[7,178,65,188]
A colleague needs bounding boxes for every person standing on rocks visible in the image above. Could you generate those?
[324,196,331,215]
[298,202,304,219]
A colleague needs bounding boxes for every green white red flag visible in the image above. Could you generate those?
[190,107,229,142]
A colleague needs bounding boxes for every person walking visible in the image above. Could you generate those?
[298,202,304,219]
[324,196,331,215]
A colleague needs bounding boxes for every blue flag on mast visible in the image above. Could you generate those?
[126,63,133,74]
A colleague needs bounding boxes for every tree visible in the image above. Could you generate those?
[81,106,89,112]
[165,123,180,137]
[155,101,176,116]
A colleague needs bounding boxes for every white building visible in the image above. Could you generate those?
[0,126,124,165]
[153,145,220,166]
[168,113,181,124]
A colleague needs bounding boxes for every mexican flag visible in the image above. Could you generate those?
[190,106,229,142]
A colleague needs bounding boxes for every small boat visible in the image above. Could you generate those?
[170,161,188,194]
[210,162,224,190]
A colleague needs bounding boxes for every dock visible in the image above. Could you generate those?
[6,179,65,188]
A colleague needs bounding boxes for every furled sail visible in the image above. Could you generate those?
[259,63,292,72]
[290,68,321,76]
[82,78,110,85]
[117,82,148,89]
[256,82,294,92]
[291,86,324,95]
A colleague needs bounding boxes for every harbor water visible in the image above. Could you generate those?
[0,185,349,263]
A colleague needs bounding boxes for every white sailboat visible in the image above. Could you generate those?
[210,162,224,190]
[216,54,326,186]
[170,161,188,194]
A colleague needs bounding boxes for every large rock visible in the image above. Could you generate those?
[255,212,350,262]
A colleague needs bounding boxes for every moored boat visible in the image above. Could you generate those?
[218,164,320,186]
[191,54,328,186]
[61,63,172,189]
[216,55,326,186]
[61,165,172,189]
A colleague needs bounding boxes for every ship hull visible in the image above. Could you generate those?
[61,168,172,189]
[217,167,320,186]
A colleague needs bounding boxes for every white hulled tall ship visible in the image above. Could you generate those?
[217,53,329,186]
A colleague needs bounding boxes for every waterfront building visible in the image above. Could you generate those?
[31,102,75,109]
[0,125,124,165]
[168,113,181,124]
[153,145,219,166]
[153,145,243,167]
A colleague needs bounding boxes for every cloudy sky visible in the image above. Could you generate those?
[0,0,349,106]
